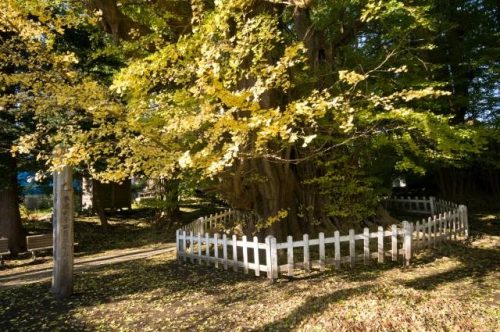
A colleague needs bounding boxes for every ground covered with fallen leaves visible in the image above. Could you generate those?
[1,213,498,331]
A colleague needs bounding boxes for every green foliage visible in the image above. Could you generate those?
[5,0,496,226]
[305,155,386,223]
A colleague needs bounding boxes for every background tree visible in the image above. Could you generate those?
[1,0,126,246]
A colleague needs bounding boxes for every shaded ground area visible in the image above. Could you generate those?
[20,204,221,256]
[0,203,220,279]
[0,213,498,331]
[0,245,176,287]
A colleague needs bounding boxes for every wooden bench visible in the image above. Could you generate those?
[26,234,78,260]
[0,237,10,265]
[26,234,54,260]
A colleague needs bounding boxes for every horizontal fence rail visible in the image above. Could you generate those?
[177,197,468,281]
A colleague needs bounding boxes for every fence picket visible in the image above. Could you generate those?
[271,237,278,279]
[462,205,469,238]
[319,232,325,272]
[242,235,248,274]
[182,231,187,262]
[428,217,434,247]
[443,212,447,239]
[303,234,310,273]
[265,236,272,280]
[428,217,432,247]
[447,212,452,240]
[453,210,457,240]
[175,229,181,259]
[232,234,238,272]
[404,221,412,266]
[334,231,341,269]
[253,236,260,276]
[205,233,210,265]
[214,233,219,268]
[415,221,420,249]
[439,213,444,241]
[198,233,202,265]
[363,228,369,265]
[391,225,397,261]
[433,215,438,244]
[349,229,355,267]
[287,235,294,277]
[223,234,228,270]
[189,232,193,259]
[378,226,384,263]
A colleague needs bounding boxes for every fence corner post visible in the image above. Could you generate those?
[460,205,469,238]
[403,221,412,267]
[430,196,436,215]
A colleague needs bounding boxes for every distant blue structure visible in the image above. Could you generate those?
[17,171,81,210]
[17,171,81,196]
[17,172,49,195]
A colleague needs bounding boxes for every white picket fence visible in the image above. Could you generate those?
[385,196,459,215]
[176,197,468,281]
[181,209,242,235]
[385,196,437,215]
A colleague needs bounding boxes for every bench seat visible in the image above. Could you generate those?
[27,234,53,260]
[26,234,78,260]
[0,237,9,265]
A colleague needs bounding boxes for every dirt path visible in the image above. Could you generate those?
[0,244,177,287]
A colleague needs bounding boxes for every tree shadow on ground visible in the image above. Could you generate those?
[0,256,260,331]
[402,212,499,291]
[403,243,499,291]
[259,285,374,331]
[468,212,500,237]
[3,210,496,330]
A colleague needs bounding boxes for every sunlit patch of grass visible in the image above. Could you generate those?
[180,206,200,213]
[480,214,499,221]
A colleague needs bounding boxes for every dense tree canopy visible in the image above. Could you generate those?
[1,0,498,240]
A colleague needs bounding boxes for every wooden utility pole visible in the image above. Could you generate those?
[52,165,74,299]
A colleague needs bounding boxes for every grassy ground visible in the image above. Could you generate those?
[0,212,498,331]
[3,204,222,273]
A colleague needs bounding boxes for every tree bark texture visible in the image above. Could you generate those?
[0,153,26,254]
[219,155,338,240]
[52,166,74,299]
[87,0,192,42]
[92,182,109,228]
[155,178,181,222]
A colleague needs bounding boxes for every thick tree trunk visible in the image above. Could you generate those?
[156,178,181,222]
[220,156,335,240]
[87,0,151,42]
[215,2,339,240]
[87,0,191,42]
[293,3,332,77]
[0,153,26,254]
[92,184,109,228]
